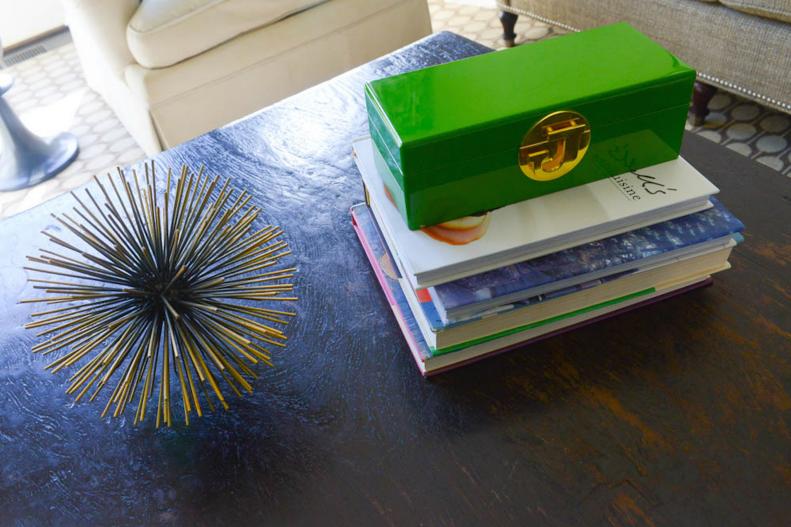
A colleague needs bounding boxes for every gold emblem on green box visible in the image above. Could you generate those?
[518,111,591,182]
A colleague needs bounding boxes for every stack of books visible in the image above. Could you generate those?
[351,138,743,375]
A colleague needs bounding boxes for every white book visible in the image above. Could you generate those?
[353,138,719,289]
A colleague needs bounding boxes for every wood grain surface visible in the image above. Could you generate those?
[0,33,788,526]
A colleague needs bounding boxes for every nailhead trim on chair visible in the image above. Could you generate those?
[697,72,791,113]
[499,4,580,33]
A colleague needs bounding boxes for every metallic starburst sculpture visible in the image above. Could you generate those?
[21,162,296,427]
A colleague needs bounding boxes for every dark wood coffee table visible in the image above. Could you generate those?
[0,33,789,526]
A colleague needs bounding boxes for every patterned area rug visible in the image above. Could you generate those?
[0,4,788,219]
[688,92,791,175]
[1,43,145,219]
[429,0,791,177]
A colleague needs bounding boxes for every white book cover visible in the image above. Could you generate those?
[353,138,719,288]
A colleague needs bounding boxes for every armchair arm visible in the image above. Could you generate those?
[61,0,139,85]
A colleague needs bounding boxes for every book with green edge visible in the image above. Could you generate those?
[399,242,734,352]
[429,288,653,355]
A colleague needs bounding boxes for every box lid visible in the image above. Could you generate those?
[365,23,695,188]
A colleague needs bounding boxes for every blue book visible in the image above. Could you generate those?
[432,198,743,322]
[417,270,638,331]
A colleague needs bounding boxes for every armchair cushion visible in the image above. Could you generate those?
[127,0,328,68]
[720,0,791,22]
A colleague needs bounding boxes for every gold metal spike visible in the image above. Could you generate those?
[22,161,297,427]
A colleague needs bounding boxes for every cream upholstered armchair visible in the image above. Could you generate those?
[62,0,432,155]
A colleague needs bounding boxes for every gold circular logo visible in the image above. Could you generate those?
[518,110,591,181]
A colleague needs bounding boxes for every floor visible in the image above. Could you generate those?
[0,0,788,219]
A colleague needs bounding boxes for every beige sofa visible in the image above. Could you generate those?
[497,0,791,124]
[62,0,432,155]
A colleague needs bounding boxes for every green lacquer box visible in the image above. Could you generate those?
[365,23,696,229]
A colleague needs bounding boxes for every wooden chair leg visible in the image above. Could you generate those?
[500,11,518,48]
[691,82,717,126]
